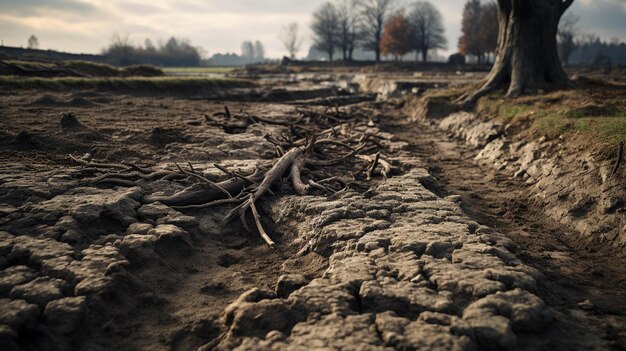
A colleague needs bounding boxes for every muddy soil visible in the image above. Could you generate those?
[384,107,626,349]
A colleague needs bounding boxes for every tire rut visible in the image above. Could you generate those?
[387,118,626,349]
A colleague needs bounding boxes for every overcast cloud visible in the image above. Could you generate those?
[0,0,624,59]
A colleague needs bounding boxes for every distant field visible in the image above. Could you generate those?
[0,76,253,92]
[163,67,236,74]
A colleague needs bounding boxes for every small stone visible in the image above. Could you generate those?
[10,277,68,307]
[0,266,38,296]
[43,296,87,334]
[156,214,199,230]
[75,276,113,296]
[0,299,40,329]
[61,229,84,243]
[126,222,154,234]
[150,225,194,256]
[577,299,594,311]
[276,274,310,298]
[138,202,177,218]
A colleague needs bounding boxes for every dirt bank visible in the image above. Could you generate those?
[386,102,626,350]
[407,91,626,253]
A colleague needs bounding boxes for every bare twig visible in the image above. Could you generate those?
[175,163,232,198]
[367,152,381,180]
[249,195,276,248]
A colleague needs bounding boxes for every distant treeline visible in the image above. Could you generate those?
[103,35,201,67]
[569,37,626,66]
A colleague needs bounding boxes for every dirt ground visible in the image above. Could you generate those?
[0,89,336,350]
[384,109,626,349]
[1,75,625,350]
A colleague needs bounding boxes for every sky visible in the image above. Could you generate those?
[0,0,625,59]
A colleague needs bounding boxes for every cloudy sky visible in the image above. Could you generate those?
[0,0,625,59]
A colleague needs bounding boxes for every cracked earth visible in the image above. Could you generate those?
[1,81,624,350]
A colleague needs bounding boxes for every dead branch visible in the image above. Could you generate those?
[175,163,232,198]
[359,154,393,179]
[367,153,381,180]
[248,195,276,248]
[146,170,264,207]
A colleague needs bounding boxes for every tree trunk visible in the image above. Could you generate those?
[463,0,574,102]
[422,49,428,63]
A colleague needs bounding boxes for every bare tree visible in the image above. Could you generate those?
[558,13,579,67]
[280,22,303,59]
[336,0,361,61]
[462,0,575,102]
[107,33,134,65]
[312,2,340,61]
[144,38,156,51]
[381,12,411,61]
[27,35,39,50]
[241,41,255,58]
[254,41,265,61]
[459,0,484,62]
[360,0,394,62]
[408,1,447,63]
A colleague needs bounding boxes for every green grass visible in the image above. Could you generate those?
[536,113,626,143]
[163,67,235,74]
[476,89,626,144]
[0,76,254,92]
[3,60,164,77]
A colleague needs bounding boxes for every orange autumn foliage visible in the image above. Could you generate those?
[380,13,412,59]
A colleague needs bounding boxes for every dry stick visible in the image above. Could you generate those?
[309,179,336,194]
[314,139,356,151]
[171,197,244,210]
[367,152,381,180]
[612,141,624,176]
[224,147,304,224]
[359,154,392,179]
[290,157,310,195]
[92,170,182,184]
[69,155,128,170]
[306,144,366,167]
[213,164,256,185]
[248,195,276,248]
[175,164,232,198]
[276,146,285,157]
[120,162,153,174]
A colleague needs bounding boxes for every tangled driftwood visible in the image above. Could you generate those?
[70,106,397,247]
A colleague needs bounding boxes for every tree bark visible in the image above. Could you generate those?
[422,49,428,63]
[463,0,575,102]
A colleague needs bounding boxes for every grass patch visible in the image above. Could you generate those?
[2,60,164,77]
[163,67,235,74]
[0,76,254,93]
[476,86,626,143]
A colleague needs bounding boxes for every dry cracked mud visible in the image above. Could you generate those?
[0,84,624,351]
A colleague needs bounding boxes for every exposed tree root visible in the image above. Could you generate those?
[70,105,397,247]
